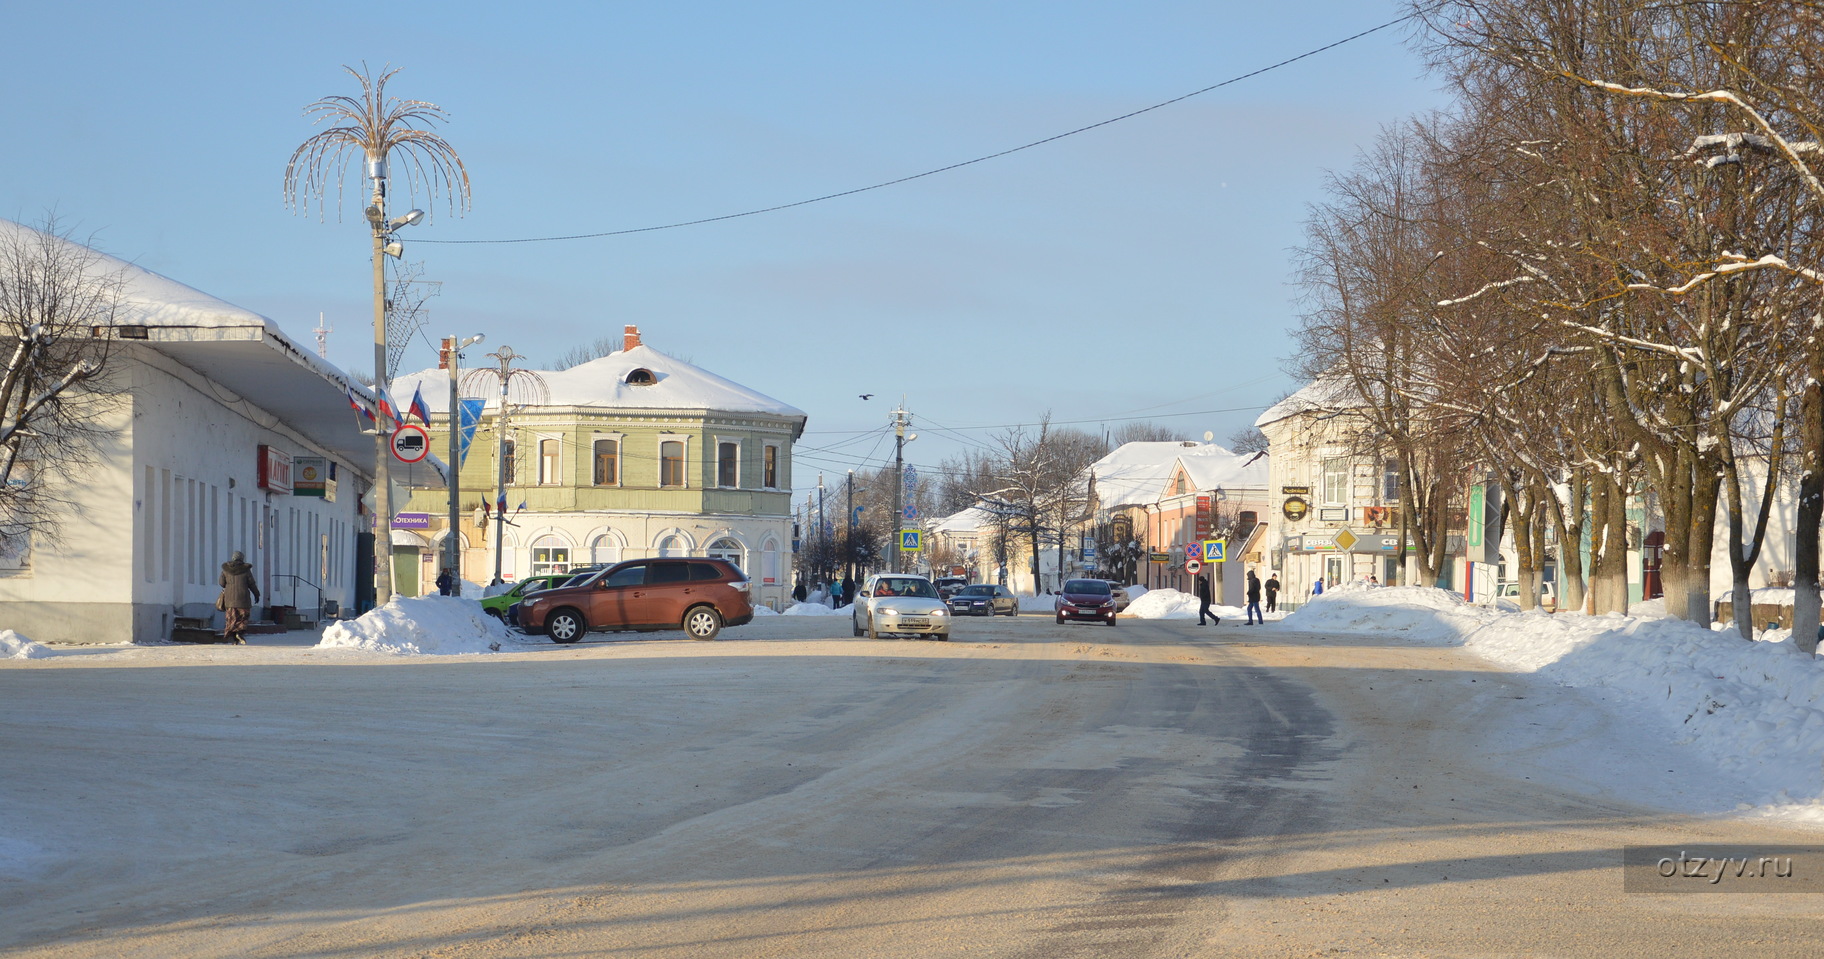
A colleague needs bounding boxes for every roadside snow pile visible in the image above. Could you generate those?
[1123,588,1242,620]
[751,605,780,616]
[1288,586,1824,819]
[1,629,54,659]
[1123,584,1148,603]
[782,602,843,616]
[318,595,530,655]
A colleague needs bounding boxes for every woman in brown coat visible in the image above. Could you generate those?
[219,551,260,645]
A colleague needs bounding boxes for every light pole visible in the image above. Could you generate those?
[361,165,424,606]
[442,333,484,581]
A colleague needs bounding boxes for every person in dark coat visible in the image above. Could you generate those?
[1245,570,1263,625]
[841,574,856,607]
[792,578,808,602]
[1264,573,1281,614]
[1195,574,1218,626]
[219,550,260,645]
[435,568,455,596]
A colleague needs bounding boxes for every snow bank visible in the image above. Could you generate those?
[782,603,844,617]
[1286,586,1824,818]
[1122,588,1242,620]
[1,629,54,659]
[751,605,779,616]
[318,595,531,655]
[1123,584,1148,603]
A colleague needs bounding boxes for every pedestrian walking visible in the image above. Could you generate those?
[217,550,260,645]
[1264,573,1281,614]
[1245,570,1263,625]
[841,574,856,607]
[792,578,808,603]
[829,579,844,607]
[1195,574,1218,626]
[435,567,455,596]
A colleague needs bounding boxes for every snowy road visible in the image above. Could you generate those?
[4,613,1823,957]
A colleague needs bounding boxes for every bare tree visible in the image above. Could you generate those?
[550,336,623,371]
[0,218,127,557]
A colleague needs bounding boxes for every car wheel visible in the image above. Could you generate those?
[683,605,723,641]
[1055,613,1065,625]
[852,615,865,637]
[868,619,880,639]
[933,631,950,642]
[485,608,504,621]
[546,609,585,644]
[1106,615,1118,627]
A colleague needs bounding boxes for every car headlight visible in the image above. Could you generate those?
[525,598,541,609]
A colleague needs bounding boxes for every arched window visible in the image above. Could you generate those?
[761,539,779,587]
[531,534,572,575]
[708,537,744,574]
[658,535,688,558]
[591,533,622,566]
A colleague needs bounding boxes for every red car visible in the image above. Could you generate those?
[519,557,754,643]
[1055,579,1118,626]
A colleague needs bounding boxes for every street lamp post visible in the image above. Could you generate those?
[442,333,484,581]
[362,162,424,606]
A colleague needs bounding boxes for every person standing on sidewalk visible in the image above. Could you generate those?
[1264,572,1281,614]
[218,550,260,645]
[1245,570,1263,625]
[1195,574,1218,626]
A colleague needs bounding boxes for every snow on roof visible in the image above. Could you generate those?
[931,505,998,533]
[1092,441,1267,509]
[393,344,805,424]
[1254,374,1370,429]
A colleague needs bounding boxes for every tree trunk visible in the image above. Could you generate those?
[1589,472,1631,615]
[1687,462,1721,624]
[1794,358,1823,656]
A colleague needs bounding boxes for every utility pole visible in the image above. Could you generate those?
[891,405,909,574]
[441,334,484,580]
[846,470,856,584]
[816,474,826,587]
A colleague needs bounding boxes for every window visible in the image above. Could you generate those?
[501,439,516,484]
[717,441,739,488]
[593,438,618,486]
[650,561,691,583]
[763,445,778,489]
[1383,462,1400,501]
[658,534,688,557]
[590,533,621,565]
[708,537,744,574]
[538,438,561,485]
[530,535,572,576]
[606,563,647,587]
[660,440,686,487]
[1321,458,1348,505]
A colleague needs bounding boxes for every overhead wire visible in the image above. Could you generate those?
[414,11,1422,247]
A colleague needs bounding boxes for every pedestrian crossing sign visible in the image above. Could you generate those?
[899,529,922,551]
[1201,540,1226,563]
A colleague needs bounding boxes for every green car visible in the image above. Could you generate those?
[478,574,575,621]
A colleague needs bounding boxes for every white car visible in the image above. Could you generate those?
[852,573,951,640]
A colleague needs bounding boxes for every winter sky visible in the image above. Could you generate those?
[0,1,1444,483]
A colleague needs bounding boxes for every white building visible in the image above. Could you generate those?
[0,220,378,643]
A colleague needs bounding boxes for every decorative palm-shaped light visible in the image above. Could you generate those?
[284,63,471,606]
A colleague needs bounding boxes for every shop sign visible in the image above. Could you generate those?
[1281,485,1311,496]
[392,513,431,530]
[294,456,336,501]
[1148,552,1170,563]
[1282,496,1309,521]
[257,445,293,493]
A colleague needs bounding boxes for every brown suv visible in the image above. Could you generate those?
[519,558,754,643]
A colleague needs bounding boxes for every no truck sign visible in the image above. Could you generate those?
[390,423,430,464]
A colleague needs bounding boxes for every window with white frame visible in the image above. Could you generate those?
[590,533,622,565]
[531,534,572,575]
[658,534,687,557]
[660,439,686,488]
[708,537,744,574]
[538,437,561,485]
[1321,458,1349,505]
[717,441,739,488]
[593,437,619,486]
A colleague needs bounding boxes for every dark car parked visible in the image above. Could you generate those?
[1055,578,1118,626]
[947,584,1019,616]
[519,558,754,643]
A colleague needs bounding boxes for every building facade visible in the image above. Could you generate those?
[394,327,806,611]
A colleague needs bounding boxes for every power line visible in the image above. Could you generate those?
[417,12,1420,247]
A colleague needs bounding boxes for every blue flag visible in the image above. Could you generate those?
[457,399,486,468]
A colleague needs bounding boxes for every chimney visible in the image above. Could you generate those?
[623,325,642,352]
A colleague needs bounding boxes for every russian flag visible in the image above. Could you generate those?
[346,386,375,423]
[408,384,432,425]
[497,492,507,514]
[375,386,398,425]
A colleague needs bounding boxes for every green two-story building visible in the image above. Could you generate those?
[393,327,805,610]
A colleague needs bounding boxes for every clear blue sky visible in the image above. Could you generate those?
[1,1,1444,487]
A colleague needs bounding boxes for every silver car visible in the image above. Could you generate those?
[852,573,951,640]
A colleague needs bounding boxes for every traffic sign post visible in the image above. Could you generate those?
[390,423,430,464]
[1185,559,1202,575]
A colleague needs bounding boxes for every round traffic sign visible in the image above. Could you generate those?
[1185,559,1202,574]
[390,423,430,463]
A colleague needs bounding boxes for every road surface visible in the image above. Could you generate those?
[3,612,1820,957]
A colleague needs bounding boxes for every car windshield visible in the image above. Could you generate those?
[875,578,938,599]
[957,585,994,597]
[1064,579,1111,595]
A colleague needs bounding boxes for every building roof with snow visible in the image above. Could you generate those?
[1089,441,1266,511]
[0,217,375,470]
[1254,373,1370,429]
[393,330,805,433]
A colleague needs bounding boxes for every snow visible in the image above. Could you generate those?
[1,629,54,659]
[782,602,845,616]
[1122,587,1243,620]
[317,595,535,655]
[1088,441,1265,511]
[1284,585,1824,821]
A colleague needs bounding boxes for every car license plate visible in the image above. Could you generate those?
[900,617,928,626]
